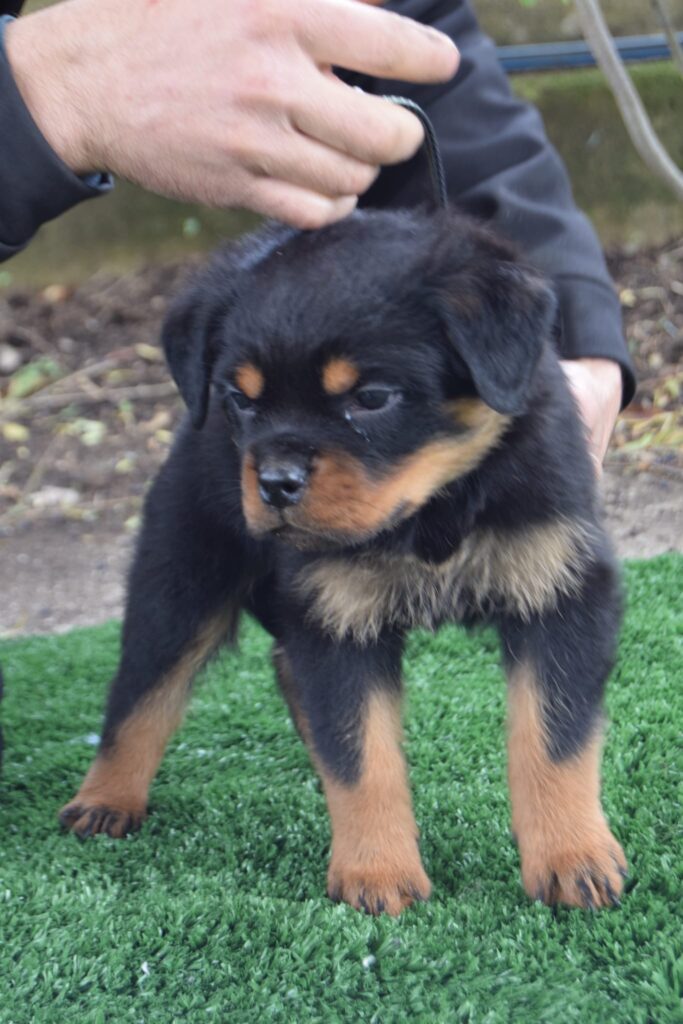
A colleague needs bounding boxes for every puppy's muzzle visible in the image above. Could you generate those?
[257,455,310,510]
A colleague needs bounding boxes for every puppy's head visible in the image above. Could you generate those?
[163,210,555,548]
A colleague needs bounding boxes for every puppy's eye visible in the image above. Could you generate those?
[352,387,399,412]
[229,388,254,412]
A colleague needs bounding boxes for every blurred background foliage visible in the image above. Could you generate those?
[3,0,680,285]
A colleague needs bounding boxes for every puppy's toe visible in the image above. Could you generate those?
[522,826,627,909]
[59,799,145,839]
[328,855,431,916]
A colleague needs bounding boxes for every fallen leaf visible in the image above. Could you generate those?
[6,357,62,399]
[134,343,163,362]
[41,284,70,304]
[1,422,30,443]
[29,486,80,509]
[0,343,22,375]
[63,418,107,447]
[141,409,171,433]
[115,455,136,474]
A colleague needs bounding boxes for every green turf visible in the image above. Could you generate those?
[0,556,681,1023]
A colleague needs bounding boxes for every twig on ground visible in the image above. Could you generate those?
[3,324,52,354]
[22,432,63,498]
[0,492,144,532]
[17,346,139,403]
[1,380,178,421]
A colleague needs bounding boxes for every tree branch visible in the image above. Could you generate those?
[574,0,683,202]
[651,0,683,78]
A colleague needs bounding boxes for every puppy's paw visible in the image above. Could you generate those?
[59,798,146,839]
[327,853,432,916]
[520,824,627,909]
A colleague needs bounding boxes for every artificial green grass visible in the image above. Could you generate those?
[0,555,681,1023]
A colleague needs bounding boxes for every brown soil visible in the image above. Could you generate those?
[0,243,681,636]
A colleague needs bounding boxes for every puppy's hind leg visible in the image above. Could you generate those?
[501,559,627,908]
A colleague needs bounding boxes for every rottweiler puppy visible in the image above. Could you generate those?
[61,208,627,914]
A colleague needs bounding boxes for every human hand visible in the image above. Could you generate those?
[560,358,623,474]
[5,0,459,229]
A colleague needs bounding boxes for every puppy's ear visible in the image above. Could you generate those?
[435,256,557,416]
[162,224,295,428]
[162,280,229,430]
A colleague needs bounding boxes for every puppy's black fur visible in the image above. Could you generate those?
[61,209,626,914]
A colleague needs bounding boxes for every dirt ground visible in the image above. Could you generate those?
[0,244,681,636]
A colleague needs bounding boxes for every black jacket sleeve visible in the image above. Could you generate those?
[345,0,635,405]
[0,14,112,263]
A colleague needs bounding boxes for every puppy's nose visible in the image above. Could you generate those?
[258,458,310,509]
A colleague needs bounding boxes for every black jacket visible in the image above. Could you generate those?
[0,0,634,401]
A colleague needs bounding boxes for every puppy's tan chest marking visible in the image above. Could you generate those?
[298,519,592,643]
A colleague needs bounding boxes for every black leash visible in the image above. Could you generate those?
[383,96,449,210]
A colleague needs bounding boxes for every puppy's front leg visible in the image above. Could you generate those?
[277,632,431,915]
[501,561,627,908]
[60,476,245,838]
[60,608,235,838]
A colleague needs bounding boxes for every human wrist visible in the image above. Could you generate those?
[560,357,623,469]
[572,358,622,404]
[4,5,99,175]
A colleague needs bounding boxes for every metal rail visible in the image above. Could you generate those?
[497,32,683,73]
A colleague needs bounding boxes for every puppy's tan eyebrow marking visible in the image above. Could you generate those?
[235,363,265,400]
[322,358,360,396]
